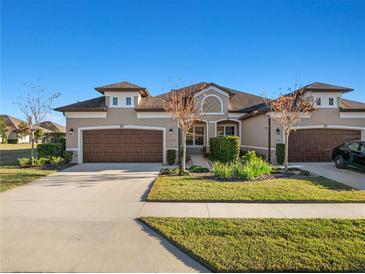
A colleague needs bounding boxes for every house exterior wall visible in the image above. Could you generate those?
[64,87,244,163]
[242,108,365,163]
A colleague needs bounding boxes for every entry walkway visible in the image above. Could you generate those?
[139,202,365,219]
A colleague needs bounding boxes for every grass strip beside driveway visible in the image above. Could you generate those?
[0,166,54,192]
[147,175,365,202]
[141,217,365,272]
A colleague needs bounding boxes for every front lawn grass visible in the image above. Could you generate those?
[142,217,365,272]
[147,175,365,202]
[0,166,54,192]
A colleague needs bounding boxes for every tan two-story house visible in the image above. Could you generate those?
[55,81,365,164]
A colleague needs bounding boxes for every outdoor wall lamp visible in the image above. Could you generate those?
[169,128,173,135]
[69,128,74,135]
[276,128,281,135]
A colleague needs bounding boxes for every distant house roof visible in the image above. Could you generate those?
[95,81,149,97]
[54,96,107,112]
[0,115,25,132]
[339,98,365,112]
[38,121,66,133]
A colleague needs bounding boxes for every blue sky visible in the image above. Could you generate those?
[1,0,364,125]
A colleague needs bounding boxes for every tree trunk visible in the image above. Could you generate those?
[182,132,187,171]
[30,130,35,161]
[284,131,289,172]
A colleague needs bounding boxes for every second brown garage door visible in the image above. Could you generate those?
[83,129,163,163]
[289,128,361,162]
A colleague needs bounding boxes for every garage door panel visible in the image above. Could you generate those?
[289,129,361,162]
[83,129,163,163]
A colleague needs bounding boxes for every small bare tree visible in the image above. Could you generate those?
[163,84,205,171]
[267,88,313,171]
[15,82,60,159]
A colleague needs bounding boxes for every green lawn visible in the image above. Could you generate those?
[0,144,36,166]
[147,175,365,202]
[142,217,365,272]
[0,166,54,192]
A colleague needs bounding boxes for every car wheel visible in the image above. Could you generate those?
[334,155,346,169]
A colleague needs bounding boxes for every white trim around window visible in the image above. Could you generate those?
[77,125,166,164]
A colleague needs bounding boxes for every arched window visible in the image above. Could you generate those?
[201,95,223,114]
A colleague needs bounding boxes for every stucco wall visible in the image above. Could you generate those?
[242,108,365,163]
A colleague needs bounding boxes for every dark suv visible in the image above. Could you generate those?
[332,140,365,170]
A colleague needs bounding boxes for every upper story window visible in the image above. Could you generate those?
[315,97,321,106]
[328,97,334,106]
[112,97,118,106]
[201,95,223,114]
[126,97,132,106]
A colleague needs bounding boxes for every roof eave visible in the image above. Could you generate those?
[95,87,149,97]
[339,108,365,112]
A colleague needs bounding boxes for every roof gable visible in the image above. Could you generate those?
[95,81,149,97]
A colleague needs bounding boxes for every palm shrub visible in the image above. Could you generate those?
[18,157,31,167]
[240,151,272,180]
[212,162,234,180]
[50,156,65,169]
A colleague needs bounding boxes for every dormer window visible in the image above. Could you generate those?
[315,97,321,106]
[126,97,132,106]
[112,97,118,106]
[329,97,334,106]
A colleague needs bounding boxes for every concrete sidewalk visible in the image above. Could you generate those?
[139,202,365,219]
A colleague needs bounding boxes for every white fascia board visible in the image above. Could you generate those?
[195,86,230,97]
[228,113,244,118]
[339,112,365,118]
[65,112,107,118]
[136,112,172,118]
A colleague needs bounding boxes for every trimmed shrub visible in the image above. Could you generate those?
[7,139,18,144]
[210,136,240,163]
[63,151,73,163]
[42,132,66,144]
[50,156,65,169]
[18,157,31,167]
[212,162,234,180]
[188,165,210,173]
[37,143,64,158]
[276,143,285,165]
[167,149,176,165]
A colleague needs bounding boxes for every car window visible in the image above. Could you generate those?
[360,144,365,153]
[347,142,360,152]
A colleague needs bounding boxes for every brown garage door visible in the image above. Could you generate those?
[289,128,361,162]
[83,129,163,163]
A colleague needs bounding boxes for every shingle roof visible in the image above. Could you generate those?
[38,121,66,133]
[138,82,264,112]
[0,115,25,131]
[95,81,149,97]
[339,98,365,112]
[303,82,353,92]
[54,96,106,112]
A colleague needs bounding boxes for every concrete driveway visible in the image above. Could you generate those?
[0,163,208,273]
[293,162,365,190]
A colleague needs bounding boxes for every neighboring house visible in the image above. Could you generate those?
[38,121,66,133]
[54,81,365,164]
[0,115,65,144]
[0,115,30,143]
